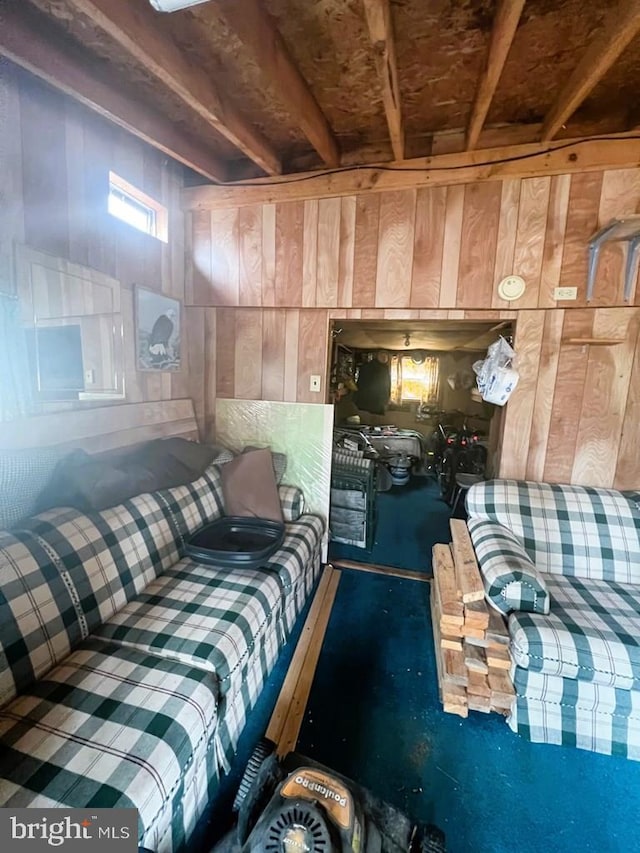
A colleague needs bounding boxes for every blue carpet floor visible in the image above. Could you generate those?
[201,477,640,852]
[296,569,640,853]
[329,476,454,572]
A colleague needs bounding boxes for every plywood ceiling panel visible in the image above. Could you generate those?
[27,0,253,161]
[267,0,385,153]
[486,0,615,127]
[16,0,640,179]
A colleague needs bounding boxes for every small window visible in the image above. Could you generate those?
[390,354,440,405]
[108,171,168,242]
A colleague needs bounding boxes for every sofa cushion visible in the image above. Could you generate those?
[154,465,225,541]
[1,465,227,709]
[466,479,640,583]
[36,439,219,514]
[242,446,288,484]
[17,497,181,629]
[467,518,550,614]
[0,638,220,852]
[510,573,640,689]
[221,448,284,523]
[0,531,87,709]
[0,446,66,530]
[92,515,324,699]
[278,485,305,522]
[509,667,640,759]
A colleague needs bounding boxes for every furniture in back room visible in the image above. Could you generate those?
[330,448,376,550]
[466,479,640,760]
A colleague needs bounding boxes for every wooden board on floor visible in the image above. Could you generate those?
[331,558,431,583]
[267,565,341,755]
[450,519,485,603]
[431,583,469,716]
[464,598,490,629]
[432,543,464,615]
[486,609,511,645]
[464,642,489,674]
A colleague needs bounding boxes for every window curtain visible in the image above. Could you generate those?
[390,354,440,403]
[421,356,440,403]
[0,293,33,421]
[390,354,403,404]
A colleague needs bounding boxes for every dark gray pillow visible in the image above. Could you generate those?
[37,438,219,513]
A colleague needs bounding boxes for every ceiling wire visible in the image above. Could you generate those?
[219,134,640,188]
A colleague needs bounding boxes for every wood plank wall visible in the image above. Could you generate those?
[0,63,193,418]
[186,170,640,490]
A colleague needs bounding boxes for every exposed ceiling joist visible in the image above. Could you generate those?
[213,0,340,168]
[541,0,640,141]
[182,134,640,210]
[62,0,282,175]
[362,0,404,161]
[0,3,227,183]
[466,0,526,151]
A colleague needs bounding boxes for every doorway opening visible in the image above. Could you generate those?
[326,317,515,572]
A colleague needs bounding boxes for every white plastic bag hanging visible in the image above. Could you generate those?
[473,337,519,406]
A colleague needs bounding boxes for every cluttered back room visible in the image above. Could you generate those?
[1,2,640,852]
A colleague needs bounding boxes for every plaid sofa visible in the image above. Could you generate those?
[0,464,324,851]
[466,479,640,760]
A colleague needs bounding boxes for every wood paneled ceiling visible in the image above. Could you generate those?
[4,0,640,188]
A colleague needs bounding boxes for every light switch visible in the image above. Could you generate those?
[310,375,321,392]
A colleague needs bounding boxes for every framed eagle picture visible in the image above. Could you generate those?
[135,286,181,371]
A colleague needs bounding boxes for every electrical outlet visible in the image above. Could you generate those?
[554,286,578,301]
[84,369,95,385]
[309,375,321,393]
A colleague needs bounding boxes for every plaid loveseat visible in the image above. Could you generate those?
[0,464,324,852]
[466,479,640,760]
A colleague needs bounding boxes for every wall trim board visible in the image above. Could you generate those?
[0,399,199,452]
[183,136,640,210]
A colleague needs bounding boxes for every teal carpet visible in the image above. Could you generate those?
[329,476,453,572]
[201,477,640,853]
[296,569,640,853]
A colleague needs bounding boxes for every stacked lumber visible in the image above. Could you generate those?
[431,519,514,719]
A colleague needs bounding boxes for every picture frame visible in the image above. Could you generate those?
[135,286,181,372]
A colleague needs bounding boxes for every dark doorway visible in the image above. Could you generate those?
[327,318,514,571]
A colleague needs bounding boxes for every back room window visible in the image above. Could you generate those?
[108,171,168,242]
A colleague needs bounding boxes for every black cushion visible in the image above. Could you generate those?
[37,438,218,513]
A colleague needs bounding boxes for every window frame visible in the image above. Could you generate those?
[390,353,441,406]
[108,171,168,243]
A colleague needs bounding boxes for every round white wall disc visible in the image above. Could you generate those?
[497,275,526,301]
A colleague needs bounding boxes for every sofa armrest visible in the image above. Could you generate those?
[278,485,305,522]
[467,518,550,615]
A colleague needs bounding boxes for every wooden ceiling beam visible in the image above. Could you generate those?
[362,0,404,161]
[541,0,640,141]
[466,0,526,151]
[182,134,640,209]
[0,3,228,183]
[62,0,281,175]
[213,0,340,168]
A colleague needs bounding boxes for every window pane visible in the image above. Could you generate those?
[108,187,157,236]
[390,355,440,403]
